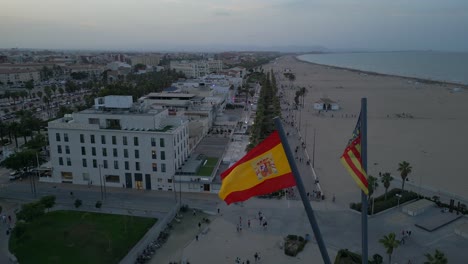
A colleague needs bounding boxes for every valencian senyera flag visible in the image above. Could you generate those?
[340,115,369,194]
[219,131,296,205]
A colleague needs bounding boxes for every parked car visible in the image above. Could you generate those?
[9,171,20,180]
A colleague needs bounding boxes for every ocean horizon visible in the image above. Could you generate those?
[297,51,468,85]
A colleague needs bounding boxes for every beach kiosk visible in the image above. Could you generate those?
[313,98,340,111]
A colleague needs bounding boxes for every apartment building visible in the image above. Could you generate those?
[129,55,161,66]
[0,68,40,84]
[46,95,189,191]
[170,59,223,78]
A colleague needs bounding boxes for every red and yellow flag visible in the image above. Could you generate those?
[340,116,369,194]
[219,131,296,205]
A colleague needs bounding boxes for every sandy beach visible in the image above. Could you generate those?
[264,55,468,203]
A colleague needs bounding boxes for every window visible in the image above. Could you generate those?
[105,175,120,183]
[160,138,165,147]
[114,161,119,169]
[168,178,172,183]
[152,163,157,172]
[101,135,106,144]
[134,150,139,159]
[57,145,62,154]
[151,138,156,147]
[89,118,99,125]
[157,178,163,182]
[64,133,69,142]
[112,136,117,145]
[125,161,129,170]
[124,149,128,158]
[152,150,157,159]
[160,151,165,160]
[81,146,86,155]
[56,133,61,142]
[82,159,87,167]
[66,157,71,166]
[113,148,118,157]
[134,137,139,146]
[123,136,128,145]
[135,162,140,171]
[65,146,70,154]
[59,157,63,165]
[92,147,96,156]
[82,173,90,181]
[161,163,166,172]
[91,135,95,144]
[102,148,107,157]
[80,134,85,143]
[103,160,108,169]
[93,159,97,168]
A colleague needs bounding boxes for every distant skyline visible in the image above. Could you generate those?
[1,0,468,52]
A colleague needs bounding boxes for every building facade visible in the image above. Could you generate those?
[0,69,40,84]
[170,60,223,78]
[46,96,190,191]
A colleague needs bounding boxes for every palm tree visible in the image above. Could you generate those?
[368,175,378,202]
[381,172,394,200]
[424,249,448,264]
[379,232,399,264]
[397,161,412,192]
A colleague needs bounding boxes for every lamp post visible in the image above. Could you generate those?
[312,128,316,168]
[396,194,402,208]
[99,164,104,200]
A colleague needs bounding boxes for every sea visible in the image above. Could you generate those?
[297,51,468,85]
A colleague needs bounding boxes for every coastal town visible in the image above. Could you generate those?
[0,48,467,264]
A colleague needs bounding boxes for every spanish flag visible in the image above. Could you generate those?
[340,116,369,195]
[219,131,296,205]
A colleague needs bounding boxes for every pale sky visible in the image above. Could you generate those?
[1,0,467,51]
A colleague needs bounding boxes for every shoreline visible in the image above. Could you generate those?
[294,56,468,88]
[266,55,468,203]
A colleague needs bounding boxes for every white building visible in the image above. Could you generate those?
[46,95,190,191]
[313,98,340,111]
[170,60,223,78]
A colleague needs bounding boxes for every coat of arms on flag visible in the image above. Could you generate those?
[252,153,278,180]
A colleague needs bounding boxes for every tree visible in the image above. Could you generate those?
[379,232,399,264]
[424,249,448,264]
[397,161,412,192]
[25,79,34,98]
[74,199,82,208]
[58,87,65,96]
[368,175,378,202]
[16,202,45,222]
[1,149,46,172]
[7,121,20,148]
[381,172,394,200]
[36,90,43,99]
[39,195,56,212]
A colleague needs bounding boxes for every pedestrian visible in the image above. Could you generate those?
[8,215,12,224]
[248,219,251,228]
[239,216,242,224]
[195,235,198,241]
[198,222,201,229]
[236,224,239,232]
[217,208,220,214]
[193,209,196,216]
[409,230,412,237]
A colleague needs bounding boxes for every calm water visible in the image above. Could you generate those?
[297,52,468,85]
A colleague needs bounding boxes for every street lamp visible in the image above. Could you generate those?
[396,194,402,208]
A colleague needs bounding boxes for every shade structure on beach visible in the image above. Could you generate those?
[340,115,369,194]
[219,131,296,205]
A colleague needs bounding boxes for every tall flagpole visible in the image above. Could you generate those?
[361,98,368,264]
[274,117,331,264]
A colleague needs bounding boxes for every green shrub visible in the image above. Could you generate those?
[350,189,419,215]
[284,235,306,257]
[16,202,45,222]
[74,199,82,208]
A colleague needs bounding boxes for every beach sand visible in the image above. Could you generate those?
[264,56,468,203]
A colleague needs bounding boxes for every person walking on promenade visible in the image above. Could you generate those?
[248,219,251,228]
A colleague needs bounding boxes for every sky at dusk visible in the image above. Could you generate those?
[1,0,467,51]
